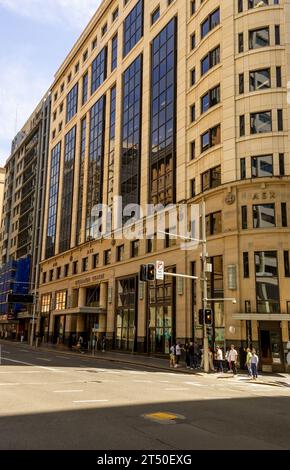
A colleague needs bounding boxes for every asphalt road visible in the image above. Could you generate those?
[0,341,290,450]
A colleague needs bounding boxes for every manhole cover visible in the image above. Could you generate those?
[143,412,185,425]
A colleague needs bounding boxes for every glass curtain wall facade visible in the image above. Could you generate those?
[86,95,106,241]
[59,126,77,253]
[115,277,138,351]
[150,18,177,206]
[121,55,143,219]
[123,0,143,58]
[91,47,108,95]
[76,118,87,245]
[45,142,61,258]
[107,86,116,215]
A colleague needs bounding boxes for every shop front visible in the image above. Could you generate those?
[115,276,138,352]
[258,321,285,372]
[148,267,176,355]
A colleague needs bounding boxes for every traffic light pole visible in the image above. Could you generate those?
[201,200,210,374]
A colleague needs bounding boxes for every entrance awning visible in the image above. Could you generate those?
[51,307,107,316]
[232,313,290,321]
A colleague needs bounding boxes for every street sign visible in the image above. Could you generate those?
[156,260,165,281]
[7,294,34,305]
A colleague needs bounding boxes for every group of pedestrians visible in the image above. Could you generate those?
[169,342,259,379]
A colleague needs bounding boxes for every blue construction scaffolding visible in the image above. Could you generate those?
[0,257,31,319]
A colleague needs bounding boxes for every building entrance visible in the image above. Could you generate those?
[259,322,284,372]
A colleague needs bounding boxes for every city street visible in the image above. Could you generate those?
[0,341,290,450]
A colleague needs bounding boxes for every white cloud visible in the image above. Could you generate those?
[0,0,101,30]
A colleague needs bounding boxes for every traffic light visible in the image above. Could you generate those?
[140,264,155,282]
[147,264,155,281]
[204,308,213,325]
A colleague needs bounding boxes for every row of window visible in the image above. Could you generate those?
[241,203,288,229]
[240,154,285,179]
[238,25,281,53]
[239,66,282,94]
[239,109,284,136]
[238,0,280,14]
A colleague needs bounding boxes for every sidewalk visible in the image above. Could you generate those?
[1,339,290,386]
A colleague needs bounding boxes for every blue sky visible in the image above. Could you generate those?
[0,0,101,166]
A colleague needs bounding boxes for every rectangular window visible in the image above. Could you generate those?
[205,211,222,236]
[243,252,250,278]
[239,73,244,94]
[275,25,280,45]
[284,251,290,277]
[111,34,118,71]
[281,203,287,227]
[57,267,61,280]
[73,261,78,275]
[55,290,67,311]
[201,46,220,75]
[93,254,99,269]
[82,73,88,105]
[238,0,243,13]
[240,158,246,179]
[276,66,282,87]
[201,8,220,39]
[238,32,244,53]
[101,23,108,36]
[76,118,87,245]
[249,27,270,49]
[253,204,276,228]
[64,264,69,277]
[191,33,196,50]
[279,153,285,176]
[249,68,271,91]
[112,7,119,21]
[191,178,196,198]
[66,83,78,123]
[151,7,160,25]
[131,240,139,258]
[240,115,245,137]
[201,124,221,152]
[46,142,61,259]
[117,245,125,262]
[123,0,143,57]
[251,155,273,178]
[191,0,196,15]
[150,19,176,207]
[49,270,53,282]
[190,104,196,122]
[201,85,220,114]
[165,228,177,248]
[242,206,248,229]
[59,126,76,253]
[248,0,269,8]
[86,95,106,241]
[250,111,272,134]
[104,250,111,265]
[91,46,107,94]
[255,251,279,313]
[122,55,142,217]
[190,141,195,160]
[190,68,196,86]
[82,257,88,272]
[107,86,117,213]
[201,166,221,192]
[277,109,283,131]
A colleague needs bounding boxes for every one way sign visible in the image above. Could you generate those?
[156,260,165,281]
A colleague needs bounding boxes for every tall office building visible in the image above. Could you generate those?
[39,0,290,372]
[0,93,51,339]
[0,167,4,237]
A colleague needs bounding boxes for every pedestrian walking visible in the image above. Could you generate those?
[169,344,176,368]
[229,345,238,376]
[101,336,106,353]
[216,346,224,373]
[225,348,231,372]
[251,348,259,380]
[246,347,252,378]
[175,343,182,368]
[188,342,195,370]
[208,348,215,372]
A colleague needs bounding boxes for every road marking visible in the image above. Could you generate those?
[53,390,84,393]
[56,356,71,360]
[19,350,30,353]
[165,388,189,391]
[183,382,205,387]
[2,351,11,354]
[73,400,109,404]
[124,371,147,375]
[2,357,62,373]
[105,371,121,375]
[36,358,52,362]
[159,380,170,383]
